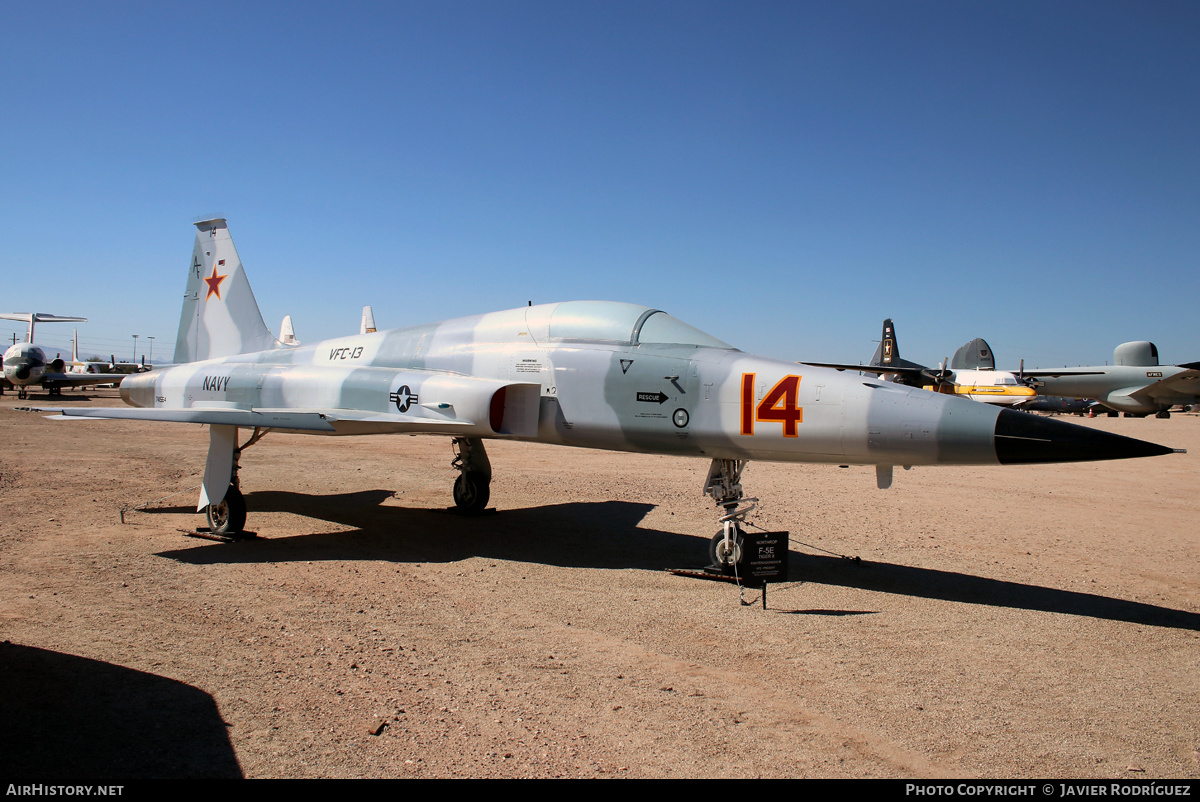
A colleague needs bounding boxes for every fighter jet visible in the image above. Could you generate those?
[1,313,127,399]
[1016,342,1200,418]
[803,320,1036,406]
[45,220,1181,571]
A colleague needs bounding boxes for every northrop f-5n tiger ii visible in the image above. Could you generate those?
[49,220,1182,570]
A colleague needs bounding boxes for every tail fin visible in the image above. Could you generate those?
[361,305,377,334]
[174,219,280,363]
[950,337,996,370]
[870,318,900,367]
[280,314,299,345]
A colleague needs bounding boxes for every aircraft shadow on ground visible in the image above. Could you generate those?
[156,489,696,571]
[0,642,242,779]
[154,489,1200,632]
[796,554,1200,631]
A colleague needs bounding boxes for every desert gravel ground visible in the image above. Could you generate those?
[1,388,1197,779]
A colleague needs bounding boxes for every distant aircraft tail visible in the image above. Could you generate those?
[950,337,996,370]
[174,219,281,363]
[870,318,900,368]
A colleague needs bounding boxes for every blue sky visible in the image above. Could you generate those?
[3,1,1197,368]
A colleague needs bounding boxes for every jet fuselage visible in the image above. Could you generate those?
[122,301,1004,469]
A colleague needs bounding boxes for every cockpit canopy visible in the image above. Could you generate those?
[545,301,733,348]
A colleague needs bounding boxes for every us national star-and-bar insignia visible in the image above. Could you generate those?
[204,263,228,301]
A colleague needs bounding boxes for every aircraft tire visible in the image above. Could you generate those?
[453,472,490,514]
[709,528,745,573]
[207,485,247,535]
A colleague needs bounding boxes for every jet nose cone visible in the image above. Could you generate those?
[995,408,1180,464]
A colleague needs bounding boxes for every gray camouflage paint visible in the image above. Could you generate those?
[124,221,1004,473]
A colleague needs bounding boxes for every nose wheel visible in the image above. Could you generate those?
[703,458,756,574]
[709,525,745,571]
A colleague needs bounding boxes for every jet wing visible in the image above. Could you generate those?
[41,372,128,388]
[43,405,479,435]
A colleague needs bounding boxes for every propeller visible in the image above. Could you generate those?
[1016,358,1042,389]
[922,358,956,392]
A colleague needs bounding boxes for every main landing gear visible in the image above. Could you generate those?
[203,427,267,537]
[451,437,492,514]
[703,458,757,574]
[207,483,246,535]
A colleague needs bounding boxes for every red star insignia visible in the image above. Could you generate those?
[204,265,228,301]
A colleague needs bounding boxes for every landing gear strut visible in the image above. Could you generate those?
[202,427,267,537]
[703,458,756,574]
[451,437,491,514]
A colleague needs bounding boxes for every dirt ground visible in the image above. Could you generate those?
[1,388,1197,779]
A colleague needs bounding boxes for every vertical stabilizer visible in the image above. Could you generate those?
[174,219,280,363]
[870,319,900,367]
[0,313,87,344]
[361,305,377,334]
[951,337,996,370]
[280,315,299,345]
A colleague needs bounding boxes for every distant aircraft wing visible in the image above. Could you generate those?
[800,361,955,388]
[1130,367,1200,402]
[1012,368,1108,378]
[801,361,927,377]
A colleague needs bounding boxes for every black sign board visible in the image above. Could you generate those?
[743,530,788,585]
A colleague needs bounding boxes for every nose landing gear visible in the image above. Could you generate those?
[703,458,757,574]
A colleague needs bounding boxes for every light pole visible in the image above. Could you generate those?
[132,334,138,363]
[147,336,155,366]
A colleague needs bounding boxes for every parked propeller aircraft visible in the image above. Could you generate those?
[1016,342,1200,418]
[803,320,1037,406]
[1,313,127,398]
[43,220,1182,571]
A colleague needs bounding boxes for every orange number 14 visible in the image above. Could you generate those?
[741,373,803,437]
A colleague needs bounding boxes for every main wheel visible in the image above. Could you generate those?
[207,485,247,535]
[453,471,490,514]
[709,527,745,572]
